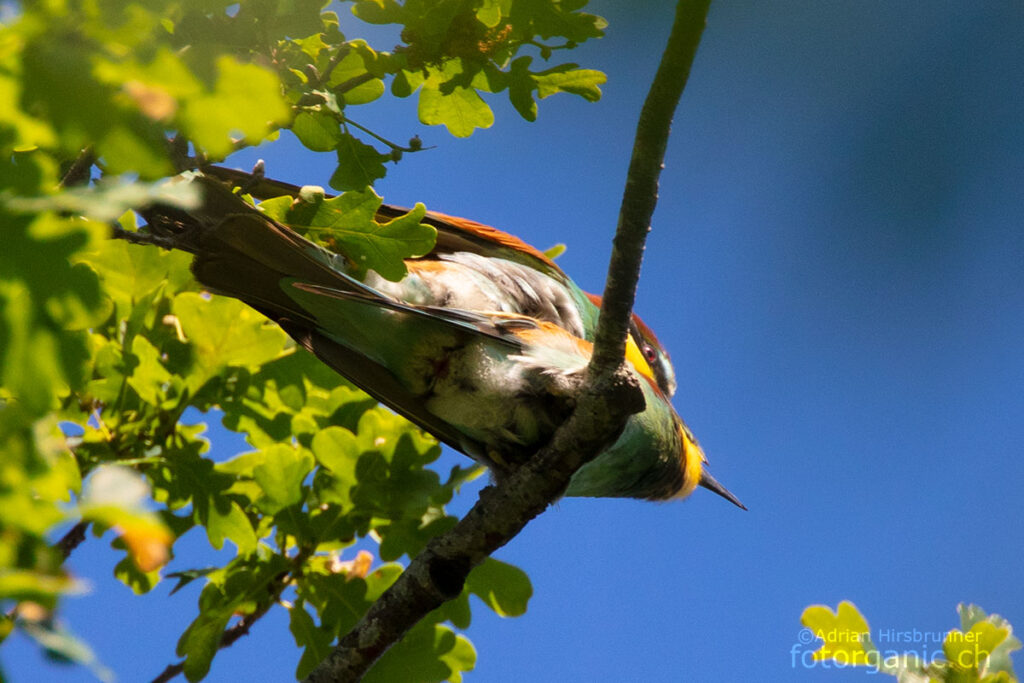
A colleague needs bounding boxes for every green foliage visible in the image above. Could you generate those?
[0,0,608,678]
[801,602,1021,682]
[259,189,436,281]
[344,0,608,136]
[362,622,476,683]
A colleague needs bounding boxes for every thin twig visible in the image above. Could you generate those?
[110,225,180,250]
[340,116,424,152]
[150,662,180,683]
[316,45,352,89]
[332,71,376,95]
[302,1,712,680]
[590,0,711,375]
[56,521,90,560]
[149,608,271,683]
[59,147,95,189]
[149,550,306,683]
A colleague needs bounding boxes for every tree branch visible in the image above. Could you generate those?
[56,521,89,560]
[590,0,712,374]
[304,366,643,683]
[303,1,712,681]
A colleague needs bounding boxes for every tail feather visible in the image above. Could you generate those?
[143,176,360,320]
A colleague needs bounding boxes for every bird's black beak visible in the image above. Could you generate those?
[700,469,747,510]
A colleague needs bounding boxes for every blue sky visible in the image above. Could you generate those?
[6,2,1024,681]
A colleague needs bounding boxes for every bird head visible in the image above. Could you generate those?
[582,292,678,398]
[629,313,678,398]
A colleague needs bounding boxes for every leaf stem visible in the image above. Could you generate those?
[340,115,433,153]
[59,147,95,189]
[314,45,353,89]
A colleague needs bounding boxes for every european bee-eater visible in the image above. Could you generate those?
[142,173,743,506]
[206,167,680,399]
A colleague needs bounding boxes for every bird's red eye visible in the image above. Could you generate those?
[643,344,657,362]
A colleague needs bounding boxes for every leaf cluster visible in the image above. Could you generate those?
[0,0,606,678]
[801,601,1021,683]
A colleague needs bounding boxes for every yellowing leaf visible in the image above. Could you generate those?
[80,466,174,572]
[800,601,876,666]
[332,550,374,580]
[956,604,1023,679]
[535,67,606,102]
[945,621,1010,672]
[123,81,177,120]
[118,517,174,572]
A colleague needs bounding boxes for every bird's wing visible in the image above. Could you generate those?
[183,191,576,463]
[205,165,569,279]
[288,281,526,349]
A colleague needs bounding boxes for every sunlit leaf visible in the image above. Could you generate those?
[252,444,315,514]
[259,188,435,281]
[9,178,200,224]
[204,499,257,556]
[800,601,876,667]
[178,56,289,159]
[957,604,1022,678]
[419,81,494,138]
[172,292,289,390]
[290,604,334,679]
[535,66,606,102]
[293,111,344,152]
[331,132,389,190]
[328,48,385,105]
[364,622,476,683]
[466,559,532,618]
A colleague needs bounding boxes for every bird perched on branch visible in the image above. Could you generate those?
[140,171,743,506]
[204,166,681,399]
